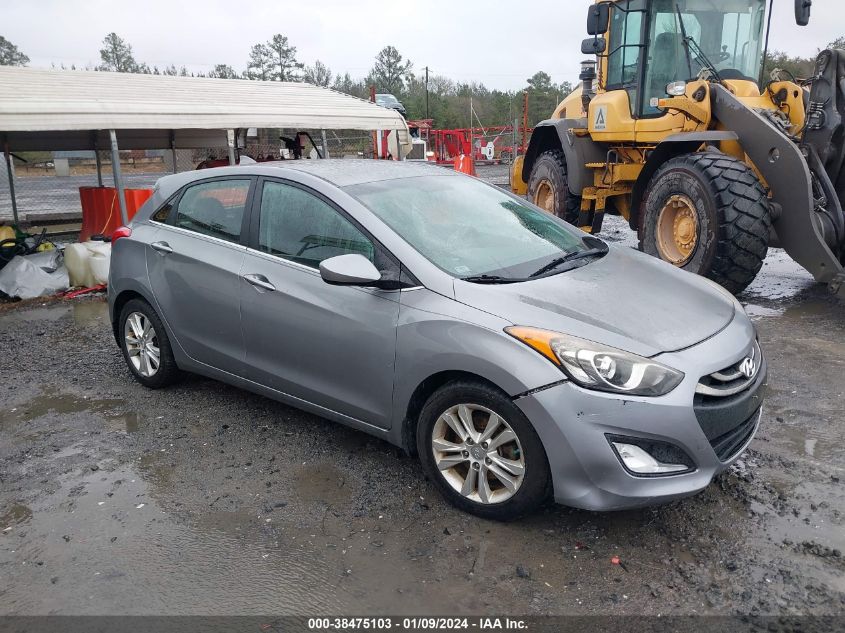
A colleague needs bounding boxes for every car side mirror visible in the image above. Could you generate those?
[319,254,382,286]
[582,37,607,55]
[587,3,610,35]
[795,0,811,26]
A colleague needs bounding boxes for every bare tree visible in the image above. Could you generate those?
[429,74,456,96]
[0,35,29,66]
[98,33,138,72]
[304,60,332,87]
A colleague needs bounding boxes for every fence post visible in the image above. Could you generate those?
[109,130,129,225]
[95,151,104,187]
[4,142,19,225]
[170,130,178,174]
[92,131,104,187]
[321,129,329,159]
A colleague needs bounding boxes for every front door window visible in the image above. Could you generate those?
[258,181,375,268]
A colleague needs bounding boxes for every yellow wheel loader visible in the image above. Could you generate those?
[512,0,845,298]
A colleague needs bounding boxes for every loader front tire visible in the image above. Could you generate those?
[527,150,581,223]
[640,152,771,295]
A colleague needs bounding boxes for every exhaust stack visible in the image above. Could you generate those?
[580,60,597,113]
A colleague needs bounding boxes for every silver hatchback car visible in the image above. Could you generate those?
[109,160,765,520]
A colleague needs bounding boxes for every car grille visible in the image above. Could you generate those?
[692,340,766,463]
[695,340,762,401]
[710,407,761,461]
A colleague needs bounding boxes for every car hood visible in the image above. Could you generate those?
[453,246,736,357]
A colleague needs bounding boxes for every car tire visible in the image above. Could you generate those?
[119,298,181,389]
[640,151,771,295]
[417,380,551,521]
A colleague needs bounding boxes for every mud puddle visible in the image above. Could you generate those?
[0,463,350,614]
[1,389,141,434]
[0,299,107,327]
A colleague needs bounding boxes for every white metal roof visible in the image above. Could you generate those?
[0,66,408,137]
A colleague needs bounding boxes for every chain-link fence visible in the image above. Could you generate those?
[0,150,168,224]
[0,127,519,226]
[0,129,382,225]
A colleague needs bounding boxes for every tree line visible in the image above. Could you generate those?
[0,32,572,129]
[2,32,843,130]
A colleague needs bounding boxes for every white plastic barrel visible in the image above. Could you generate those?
[65,241,112,287]
[65,243,93,288]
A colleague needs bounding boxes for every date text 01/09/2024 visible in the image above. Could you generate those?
[306,617,529,630]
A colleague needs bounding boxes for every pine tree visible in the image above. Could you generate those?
[98,33,138,72]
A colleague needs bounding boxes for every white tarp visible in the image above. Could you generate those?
[0,66,409,146]
[0,251,68,300]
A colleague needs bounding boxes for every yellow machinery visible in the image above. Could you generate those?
[512,0,845,297]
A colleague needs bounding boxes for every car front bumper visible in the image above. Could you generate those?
[514,313,766,511]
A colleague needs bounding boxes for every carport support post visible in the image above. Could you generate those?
[109,130,129,225]
[3,142,19,225]
[321,129,329,159]
[227,129,237,166]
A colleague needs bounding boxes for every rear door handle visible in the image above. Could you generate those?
[151,241,173,254]
[242,273,276,292]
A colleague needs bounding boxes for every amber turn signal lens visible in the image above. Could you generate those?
[504,326,562,366]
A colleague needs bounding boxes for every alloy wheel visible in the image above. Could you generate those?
[124,312,161,377]
[431,404,526,505]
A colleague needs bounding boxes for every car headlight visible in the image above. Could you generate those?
[505,326,684,397]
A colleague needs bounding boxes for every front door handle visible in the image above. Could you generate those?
[242,273,276,292]
[151,241,173,255]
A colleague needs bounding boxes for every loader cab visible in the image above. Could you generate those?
[597,0,768,118]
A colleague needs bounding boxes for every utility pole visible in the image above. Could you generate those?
[425,66,429,120]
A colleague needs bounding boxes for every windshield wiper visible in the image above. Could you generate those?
[675,4,722,83]
[528,238,609,279]
[460,274,527,285]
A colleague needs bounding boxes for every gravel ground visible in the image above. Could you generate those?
[1,167,844,617]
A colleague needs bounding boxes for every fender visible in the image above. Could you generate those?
[629,130,739,232]
[521,118,606,194]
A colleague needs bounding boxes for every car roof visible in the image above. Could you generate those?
[152,159,454,198]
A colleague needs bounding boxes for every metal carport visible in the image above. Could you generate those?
[0,66,409,225]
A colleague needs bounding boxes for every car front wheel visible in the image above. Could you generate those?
[417,381,551,520]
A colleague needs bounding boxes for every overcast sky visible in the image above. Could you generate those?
[2,0,842,90]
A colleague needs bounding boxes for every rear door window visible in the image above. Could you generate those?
[173,179,251,243]
[257,181,375,268]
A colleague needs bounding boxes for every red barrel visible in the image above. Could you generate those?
[79,187,153,242]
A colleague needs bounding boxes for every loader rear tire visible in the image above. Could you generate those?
[527,150,581,223]
[640,152,771,295]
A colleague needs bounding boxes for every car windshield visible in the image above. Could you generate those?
[346,175,593,280]
[377,94,400,105]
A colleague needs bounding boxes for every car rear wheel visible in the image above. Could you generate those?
[119,298,181,389]
[417,381,551,520]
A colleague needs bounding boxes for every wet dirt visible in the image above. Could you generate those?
[1,261,845,616]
